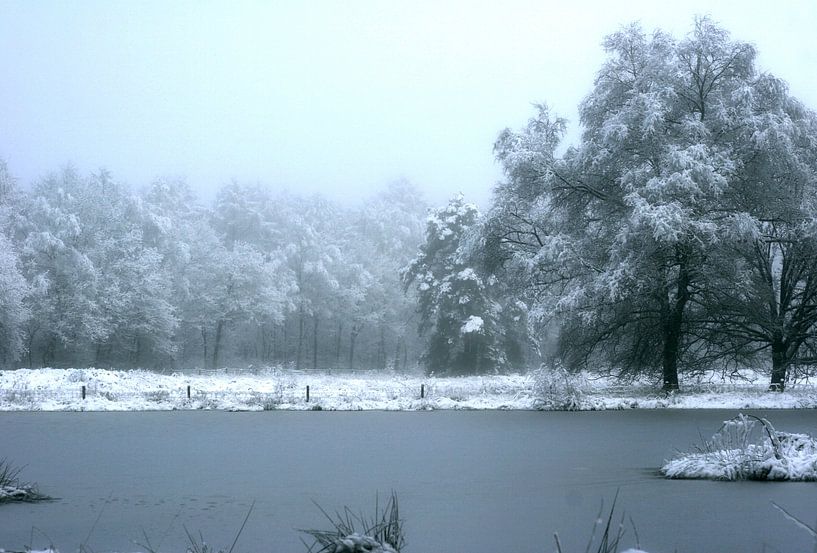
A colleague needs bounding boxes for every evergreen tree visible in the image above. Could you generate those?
[403,195,517,375]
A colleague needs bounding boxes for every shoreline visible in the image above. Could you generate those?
[2,368,816,412]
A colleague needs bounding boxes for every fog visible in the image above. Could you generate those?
[2,0,815,206]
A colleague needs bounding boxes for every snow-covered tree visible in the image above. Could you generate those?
[0,162,30,366]
[351,180,427,370]
[0,233,29,366]
[403,195,517,375]
[0,162,29,366]
[698,73,817,390]
[488,18,809,390]
[16,168,109,366]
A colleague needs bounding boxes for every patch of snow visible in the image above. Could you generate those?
[460,315,484,334]
[456,268,479,281]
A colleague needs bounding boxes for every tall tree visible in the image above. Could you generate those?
[489,19,774,390]
[17,168,108,366]
[404,195,516,375]
[700,72,817,390]
[0,161,29,366]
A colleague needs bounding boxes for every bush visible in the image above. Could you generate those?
[531,365,587,410]
[661,413,817,480]
[0,459,51,503]
[300,492,404,553]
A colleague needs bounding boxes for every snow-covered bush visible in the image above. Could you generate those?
[301,493,404,553]
[661,414,817,480]
[531,365,587,410]
[0,459,51,503]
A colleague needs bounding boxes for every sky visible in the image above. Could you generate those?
[1,1,816,208]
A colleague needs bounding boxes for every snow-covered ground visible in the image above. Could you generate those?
[1,367,817,411]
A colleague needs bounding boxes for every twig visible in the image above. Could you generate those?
[227,500,255,553]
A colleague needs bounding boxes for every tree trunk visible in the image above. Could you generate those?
[282,321,288,365]
[378,326,386,368]
[212,319,225,370]
[43,337,55,367]
[661,324,681,391]
[349,323,362,371]
[769,333,787,391]
[258,325,264,363]
[312,315,319,370]
[394,335,403,372]
[296,304,305,370]
[335,321,343,368]
[133,334,142,368]
[201,326,208,370]
[661,262,690,392]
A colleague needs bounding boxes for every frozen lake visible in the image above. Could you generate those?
[2,410,816,553]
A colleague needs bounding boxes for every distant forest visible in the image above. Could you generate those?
[0,167,445,373]
[2,19,817,391]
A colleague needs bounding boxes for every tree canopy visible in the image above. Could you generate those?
[487,17,817,390]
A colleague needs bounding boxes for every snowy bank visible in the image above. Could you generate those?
[661,414,817,480]
[1,367,817,411]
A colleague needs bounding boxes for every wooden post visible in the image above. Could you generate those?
[81,385,86,400]
[187,385,191,399]
[421,384,425,399]
[306,385,310,403]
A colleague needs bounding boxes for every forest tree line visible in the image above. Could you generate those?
[0,168,445,372]
[2,18,817,391]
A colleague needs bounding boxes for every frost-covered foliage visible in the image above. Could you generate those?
[402,194,527,375]
[486,17,817,391]
[301,493,404,553]
[531,365,588,410]
[661,414,817,480]
[0,161,428,371]
[0,459,50,503]
[0,234,29,364]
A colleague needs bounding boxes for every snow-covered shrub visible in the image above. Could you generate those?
[66,369,87,383]
[145,390,169,403]
[2,381,34,405]
[301,493,404,553]
[247,384,284,410]
[0,459,51,503]
[661,414,817,480]
[531,365,586,410]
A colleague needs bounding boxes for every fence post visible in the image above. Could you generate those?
[187,385,191,399]
[306,385,310,403]
[81,385,86,400]
[421,383,425,399]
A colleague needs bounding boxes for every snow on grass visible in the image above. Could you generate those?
[661,413,817,480]
[1,367,817,411]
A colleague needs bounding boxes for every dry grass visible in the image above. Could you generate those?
[554,491,635,553]
[300,492,405,553]
[0,459,52,503]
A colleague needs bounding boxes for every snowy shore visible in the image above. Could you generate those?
[2,368,817,411]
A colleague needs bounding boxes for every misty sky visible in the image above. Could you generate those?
[2,0,815,207]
